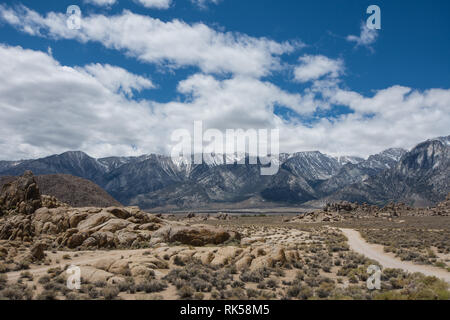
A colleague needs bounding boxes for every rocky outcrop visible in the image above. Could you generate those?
[288,193,450,223]
[41,195,69,209]
[30,242,46,261]
[433,193,450,216]
[0,172,240,249]
[0,171,41,215]
[0,203,240,249]
[151,225,241,246]
[289,211,344,223]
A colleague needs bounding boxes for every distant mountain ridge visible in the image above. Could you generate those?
[0,174,121,208]
[0,136,448,209]
[330,136,450,207]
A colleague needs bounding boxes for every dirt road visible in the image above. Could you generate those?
[340,228,450,283]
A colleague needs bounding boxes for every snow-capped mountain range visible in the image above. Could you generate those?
[0,136,448,209]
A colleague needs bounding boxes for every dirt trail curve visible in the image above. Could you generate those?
[340,228,450,283]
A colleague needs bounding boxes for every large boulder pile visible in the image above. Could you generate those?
[40,195,69,209]
[151,224,241,246]
[422,193,450,216]
[0,171,240,249]
[0,204,240,249]
[377,202,415,217]
[288,194,450,223]
[180,212,237,222]
[288,200,410,223]
[0,171,41,215]
[289,210,344,223]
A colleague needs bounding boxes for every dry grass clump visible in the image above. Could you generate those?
[0,282,33,300]
[136,279,168,293]
[165,261,233,298]
[374,270,449,300]
[101,285,120,300]
[360,228,450,268]
[239,267,271,283]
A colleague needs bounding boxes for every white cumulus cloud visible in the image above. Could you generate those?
[77,63,155,97]
[191,0,221,9]
[134,0,172,10]
[294,55,344,83]
[346,22,379,49]
[0,4,298,77]
[84,0,117,6]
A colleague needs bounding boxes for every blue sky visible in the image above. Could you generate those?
[0,0,449,160]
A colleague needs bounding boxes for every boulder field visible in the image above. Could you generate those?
[0,172,240,250]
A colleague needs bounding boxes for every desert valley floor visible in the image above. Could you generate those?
[1,211,449,300]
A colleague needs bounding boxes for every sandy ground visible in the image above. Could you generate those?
[340,228,450,283]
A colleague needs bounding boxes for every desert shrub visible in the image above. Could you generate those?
[295,270,305,281]
[38,275,51,284]
[193,292,204,300]
[65,292,82,300]
[15,259,30,271]
[93,280,107,288]
[246,288,259,299]
[228,264,238,275]
[117,277,135,292]
[381,268,405,281]
[0,262,8,273]
[178,285,194,299]
[266,277,279,289]
[404,275,450,300]
[36,289,58,300]
[211,290,220,299]
[231,280,245,289]
[230,287,246,299]
[20,271,33,280]
[102,285,120,300]
[136,279,168,293]
[287,284,301,298]
[304,276,319,288]
[47,267,63,276]
[191,277,212,292]
[43,282,57,291]
[298,285,313,300]
[373,291,408,300]
[274,268,285,277]
[173,255,185,266]
[88,287,99,299]
[260,290,277,299]
[322,264,332,273]
[348,275,358,284]
[256,282,266,289]
[257,248,266,256]
[306,267,319,277]
[240,270,264,283]
[173,279,186,290]
[0,283,33,300]
[316,282,335,298]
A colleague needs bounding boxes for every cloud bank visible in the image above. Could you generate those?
[0,5,448,161]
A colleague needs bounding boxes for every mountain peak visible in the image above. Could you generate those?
[59,151,91,159]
